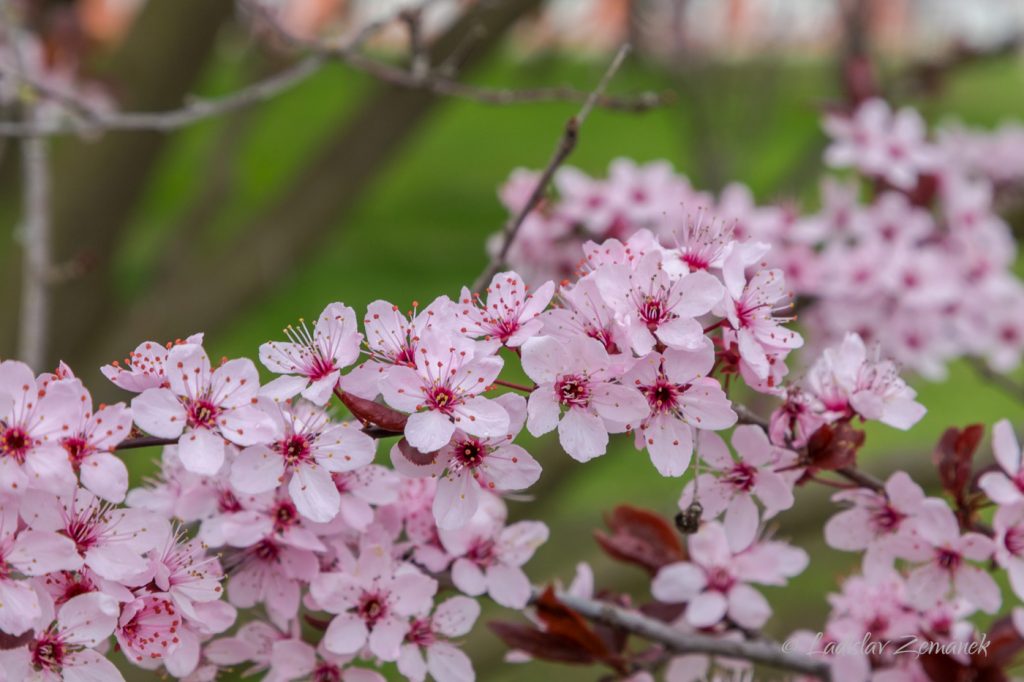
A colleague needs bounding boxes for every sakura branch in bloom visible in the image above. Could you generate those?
[5,8,1024,676]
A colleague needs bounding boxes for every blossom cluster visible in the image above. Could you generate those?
[0,193,948,682]
[494,98,1024,380]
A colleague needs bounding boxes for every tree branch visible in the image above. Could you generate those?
[472,43,634,293]
[0,56,325,136]
[535,588,831,679]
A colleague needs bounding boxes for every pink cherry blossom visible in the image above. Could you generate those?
[0,498,82,635]
[457,271,555,348]
[595,250,724,355]
[719,265,803,382]
[232,400,376,523]
[310,540,437,662]
[10,591,122,682]
[824,98,937,190]
[131,343,274,475]
[381,329,508,453]
[522,335,648,462]
[651,521,807,629]
[439,495,548,609]
[979,419,1024,506]
[804,333,926,430]
[397,595,480,682]
[340,296,454,400]
[993,501,1024,600]
[680,427,798,545]
[895,499,1000,614]
[326,464,402,533]
[624,343,737,477]
[115,593,183,665]
[540,275,628,356]
[402,393,541,530]
[57,379,133,502]
[0,361,81,495]
[823,471,927,577]
[100,333,204,393]
[136,526,226,620]
[20,488,166,583]
[259,303,363,405]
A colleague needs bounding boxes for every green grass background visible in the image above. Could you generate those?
[102,51,1024,679]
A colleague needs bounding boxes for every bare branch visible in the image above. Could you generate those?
[0,2,666,139]
[246,1,664,114]
[472,44,633,293]
[534,588,832,679]
[0,56,325,136]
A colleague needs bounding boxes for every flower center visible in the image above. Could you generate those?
[279,434,312,466]
[251,539,280,562]
[313,664,342,682]
[705,566,735,592]
[358,592,388,626]
[30,633,65,672]
[869,502,905,534]
[555,374,591,408]
[186,399,220,429]
[723,462,758,492]
[273,501,299,532]
[427,386,459,414]
[0,426,30,463]
[62,437,91,467]
[1005,526,1024,557]
[936,547,962,572]
[642,378,682,415]
[454,438,487,469]
[407,617,436,647]
[639,295,668,328]
[217,488,242,513]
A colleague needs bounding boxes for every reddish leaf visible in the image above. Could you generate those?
[593,505,686,575]
[534,587,628,674]
[336,390,408,432]
[805,422,865,471]
[488,621,598,666]
[396,438,438,466]
[919,617,1022,682]
[0,631,33,650]
[933,424,984,502]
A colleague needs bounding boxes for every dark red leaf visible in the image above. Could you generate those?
[933,424,984,502]
[805,422,865,471]
[0,630,34,650]
[396,438,439,466]
[533,587,628,674]
[593,505,686,575]
[336,390,408,432]
[488,621,597,665]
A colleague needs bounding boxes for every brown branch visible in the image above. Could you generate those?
[967,357,1024,405]
[0,56,325,137]
[472,44,634,293]
[535,588,831,679]
[246,1,664,116]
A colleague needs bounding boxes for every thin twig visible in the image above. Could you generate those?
[472,44,633,293]
[967,357,1024,405]
[535,588,831,679]
[0,56,325,136]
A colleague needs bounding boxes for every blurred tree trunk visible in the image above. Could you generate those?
[1,0,236,363]
[79,0,545,391]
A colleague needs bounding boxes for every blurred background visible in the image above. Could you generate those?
[2,0,1024,679]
